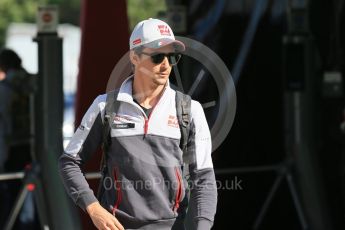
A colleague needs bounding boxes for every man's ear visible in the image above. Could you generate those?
[130,50,140,66]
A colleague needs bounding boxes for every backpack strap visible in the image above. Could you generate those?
[100,89,120,169]
[97,89,120,199]
[175,91,192,220]
[175,91,192,164]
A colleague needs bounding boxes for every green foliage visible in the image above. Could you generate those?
[127,0,167,30]
[0,0,80,47]
[56,0,80,25]
[0,0,167,47]
[0,0,47,45]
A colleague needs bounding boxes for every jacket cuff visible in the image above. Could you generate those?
[195,218,213,230]
[77,191,98,211]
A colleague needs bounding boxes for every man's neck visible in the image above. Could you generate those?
[132,76,166,109]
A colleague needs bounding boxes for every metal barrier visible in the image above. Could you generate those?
[0,171,100,181]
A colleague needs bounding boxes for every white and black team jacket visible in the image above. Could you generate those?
[59,76,217,230]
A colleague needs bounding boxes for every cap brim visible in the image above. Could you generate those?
[143,38,185,52]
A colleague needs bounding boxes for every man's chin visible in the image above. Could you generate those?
[153,77,168,86]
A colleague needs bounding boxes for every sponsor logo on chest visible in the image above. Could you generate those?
[111,114,135,129]
[168,115,179,128]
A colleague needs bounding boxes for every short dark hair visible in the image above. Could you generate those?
[0,48,22,73]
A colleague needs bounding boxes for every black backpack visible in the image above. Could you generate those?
[97,89,192,199]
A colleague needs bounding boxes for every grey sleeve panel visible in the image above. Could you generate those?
[188,167,218,229]
[187,116,217,229]
[58,154,98,211]
[58,98,105,211]
[195,218,214,230]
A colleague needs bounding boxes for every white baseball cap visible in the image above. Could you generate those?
[129,18,185,52]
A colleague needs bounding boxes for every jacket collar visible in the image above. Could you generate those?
[117,75,171,104]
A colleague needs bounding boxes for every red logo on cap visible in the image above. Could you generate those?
[158,25,171,36]
[133,38,142,45]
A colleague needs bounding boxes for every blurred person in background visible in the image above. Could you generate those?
[0,48,37,229]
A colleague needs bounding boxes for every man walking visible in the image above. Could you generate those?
[59,18,217,230]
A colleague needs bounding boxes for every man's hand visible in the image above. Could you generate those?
[86,202,124,230]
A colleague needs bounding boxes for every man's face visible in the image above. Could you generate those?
[133,45,175,86]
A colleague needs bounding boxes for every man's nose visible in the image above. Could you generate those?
[161,56,170,67]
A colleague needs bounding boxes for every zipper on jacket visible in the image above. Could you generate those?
[112,167,122,215]
[139,87,167,135]
[173,167,182,212]
[143,109,154,135]
[144,118,149,134]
